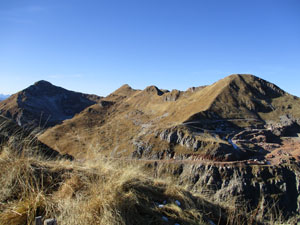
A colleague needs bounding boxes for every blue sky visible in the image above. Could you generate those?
[0,0,299,96]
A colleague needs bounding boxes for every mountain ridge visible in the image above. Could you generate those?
[0,80,102,128]
[37,74,300,162]
[1,75,299,224]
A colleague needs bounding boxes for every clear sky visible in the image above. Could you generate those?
[0,0,299,96]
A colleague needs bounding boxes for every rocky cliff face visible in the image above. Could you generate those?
[149,161,300,222]
[131,126,237,161]
[0,81,102,128]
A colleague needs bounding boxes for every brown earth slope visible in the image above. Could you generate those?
[0,80,102,128]
[38,74,300,161]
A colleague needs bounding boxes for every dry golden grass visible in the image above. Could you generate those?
[1,138,298,225]
[0,144,220,225]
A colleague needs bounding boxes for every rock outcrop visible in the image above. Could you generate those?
[149,161,300,222]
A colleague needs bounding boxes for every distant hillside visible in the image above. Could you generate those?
[0,94,10,101]
[38,74,300,162]
[0,80,102,128]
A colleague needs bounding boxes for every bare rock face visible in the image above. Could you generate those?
[163,90,181,102]
[266,114,300,137]
[0,80,102,128]
[156,127,242,161]
[144,85,165,96]
[149,161,300,222]
[194,164,300,220]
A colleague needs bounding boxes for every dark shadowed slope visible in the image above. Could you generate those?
[0,80,102,128]
[0,115,72,159]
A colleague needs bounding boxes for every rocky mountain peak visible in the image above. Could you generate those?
[224,74,285,97]
[106,84,137,101]
[25,80,64,96]
[144,85,164,96]
[0,81,102,128]
[113,84,134,95]
[34,80,53,87]
[202,74,287,117]
[120,84,132,89]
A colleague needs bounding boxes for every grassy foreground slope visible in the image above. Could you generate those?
[1,141,298,224]
[0,143,272,225]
